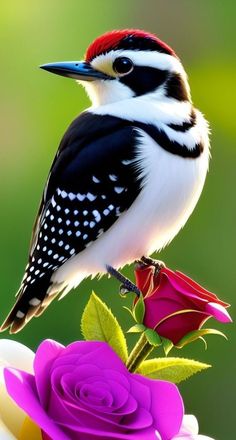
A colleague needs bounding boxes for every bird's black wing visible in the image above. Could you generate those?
[29,111,142,270]
[1,111,142,332]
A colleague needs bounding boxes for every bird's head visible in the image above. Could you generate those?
[41,29,191,106]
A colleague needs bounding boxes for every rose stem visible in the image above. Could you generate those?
[126,333,154,373]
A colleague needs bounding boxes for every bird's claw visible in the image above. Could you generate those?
[138,256,166,275]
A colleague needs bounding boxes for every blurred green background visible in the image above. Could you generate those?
[0,0,235,438]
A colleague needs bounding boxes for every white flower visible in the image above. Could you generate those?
[173,414,215,439]
[0,339,37,439]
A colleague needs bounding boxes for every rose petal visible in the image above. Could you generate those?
[34,339,64,407]
[135,376,184,439]
[155,311,209,344]
[4,368,68,440]
[135,266,156,295]
[61,342,127,373]
[167,270,228,307]
[205,303,232,323]
[175,271,229,306]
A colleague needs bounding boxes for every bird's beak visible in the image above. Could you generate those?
[40,61,112,81]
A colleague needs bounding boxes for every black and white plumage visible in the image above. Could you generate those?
[1,29,210,332]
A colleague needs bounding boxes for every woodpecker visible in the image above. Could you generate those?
[1,29,210,333]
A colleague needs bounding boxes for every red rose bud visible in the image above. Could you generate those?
[135,265,232,345]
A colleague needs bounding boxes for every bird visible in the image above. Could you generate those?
[1,29,210,333]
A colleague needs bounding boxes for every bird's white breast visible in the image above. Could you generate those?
[53,126,209,291]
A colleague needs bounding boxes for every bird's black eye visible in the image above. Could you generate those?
[113,57,134,76]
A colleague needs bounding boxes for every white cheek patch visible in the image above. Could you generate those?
[79,79,134,106]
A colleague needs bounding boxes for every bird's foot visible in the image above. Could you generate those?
[106,265,140,297]
[139,256,166,276]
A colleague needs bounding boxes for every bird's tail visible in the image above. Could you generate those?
[0,272,63,334]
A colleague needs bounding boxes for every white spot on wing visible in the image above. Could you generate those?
[92,210,101,222]
[61,190,67,199]
[109,174,117,181]
[77,193,85,201]
[69,192,76,201]
[87,192,97,201]
[92,176,100,183]
[29,298,41,306]
[59,256,65,262]
[16,311,25,319]
[114,186,125,194]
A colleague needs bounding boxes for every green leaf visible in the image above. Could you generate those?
[137,357,211,384]
[176,328,227,349]
[144,329,162,347]
[161,337,174,356]
[127,324,146,333]
[122,306,135,319]
[81,292,128,362]
[133,296,145,323]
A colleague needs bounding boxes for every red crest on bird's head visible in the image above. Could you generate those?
[85,29,176,62]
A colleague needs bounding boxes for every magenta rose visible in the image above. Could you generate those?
[4,340,184,440]
[135,265,232,344]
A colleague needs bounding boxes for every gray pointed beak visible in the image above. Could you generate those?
[40,61,112,81]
